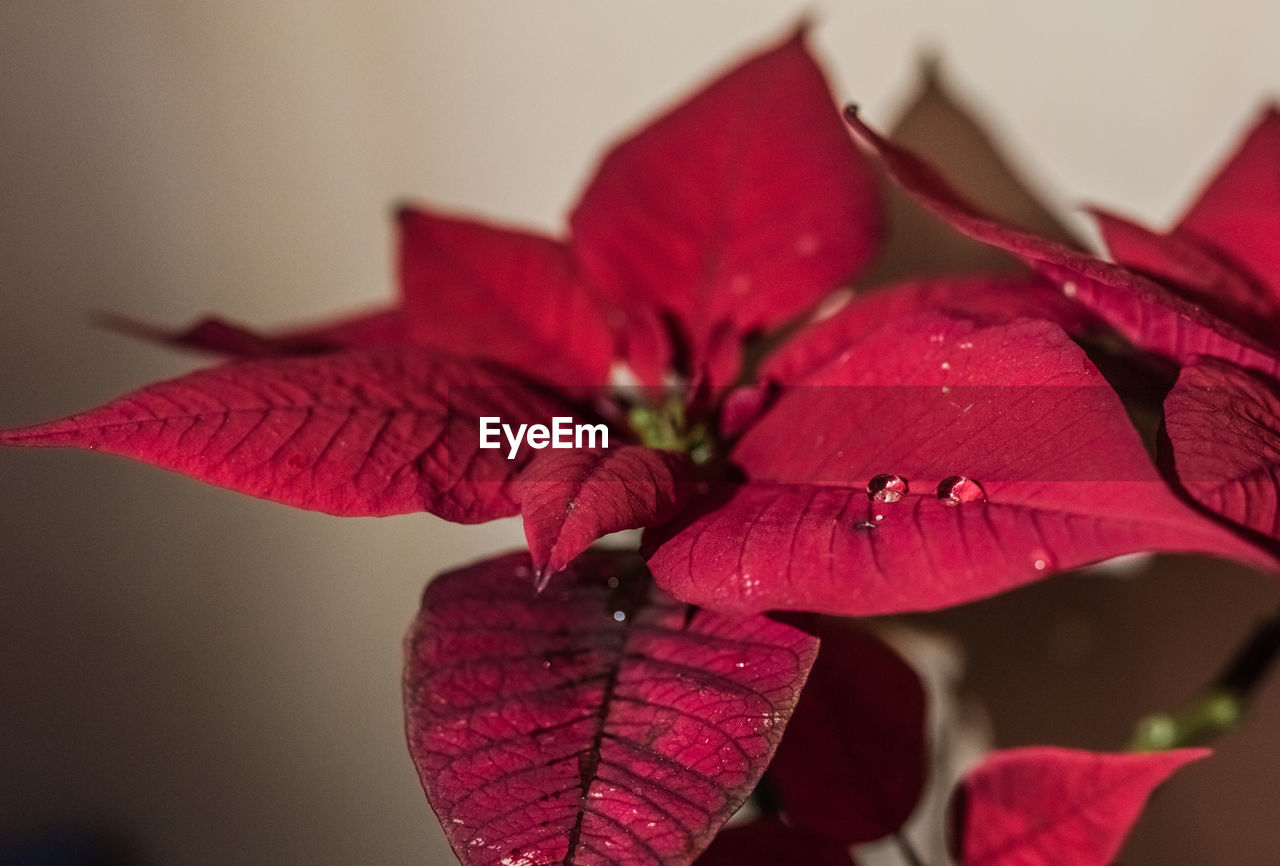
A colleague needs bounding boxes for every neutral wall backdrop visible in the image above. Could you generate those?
[2,3,1279,864]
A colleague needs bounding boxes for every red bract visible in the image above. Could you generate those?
[3,30,1267,617]
[844,108,1280,379]
[845,105,1280,557]
[514,447,693,583]
[404,550,818,865]
[0,348,580,521]
[951,747,1209,866]
[1091,110,1280,546]
[3,26,1270,864]
[768,623,926,844]
[645,311,1269,615]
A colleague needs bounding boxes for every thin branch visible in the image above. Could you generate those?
[1131,603,1280,751]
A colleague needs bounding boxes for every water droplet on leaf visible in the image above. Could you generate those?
[612,610,626,623]
[937,475,986,506]
[867,473,909,503]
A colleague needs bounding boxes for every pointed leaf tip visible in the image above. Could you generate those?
[952,746,1209,866]
[0,347,579,522]
[516,446,695,578]
[570,31,882,385]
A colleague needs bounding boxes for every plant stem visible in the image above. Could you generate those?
[1130,604,1280,751]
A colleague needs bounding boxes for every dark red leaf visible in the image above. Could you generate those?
[398,207,618,391]
[100,308,407,357]
[0,348,580,521]
[844,109,1280,379]
[696,819,855,866]
[1164,357,1280,540]
[770,624,926,843]
[570,28,881,383]
[647,313,1272,615]
[516,446,695,581]
[404,550,819,865]
[761,274,1093,386]
[952,747,1209,866]
[1175,106,1280,302]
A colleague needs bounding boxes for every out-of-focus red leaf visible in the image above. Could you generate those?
[0,348,579,521]
[770,624,926,843]
[516,446,695,581]
[398,207,617,391]
[695,819,855,866]
[570,28,881,384]
[647,314,1272,616]
[952,747,1209,866]
[101,308,407,357]
[405,550,819,866]
[1165,357,1280,540]
[844,109,1280,379]
[761,274,1093,386]
[1090,209,1277,338]
[1175,106,1280,301]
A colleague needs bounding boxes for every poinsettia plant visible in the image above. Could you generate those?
[5,22,1280,866]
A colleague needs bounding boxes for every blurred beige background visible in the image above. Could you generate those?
[2,2,1279,864]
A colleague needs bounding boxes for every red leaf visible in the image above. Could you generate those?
[696,819,855,866]
[101,308,407,357]
[1090,209,1277,337]
[405,550,819,866]
[952,747,1209,866]
[1164,357,1280,540]
[516,446,695,580]
[844,109,1280,379]
[769,624,926,843]
[0,348,581,522]
[570,28,881,383]
[647,314,1272,615]
[1175,106,1280,302]
[398,207,618,391]
[761,274,1092,386]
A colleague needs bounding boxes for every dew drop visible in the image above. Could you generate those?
[1062,280,1078,298]
[612,610,626,623]
[735,661,746,669]
[867,473,909,503]
[1030,548,1054,571]
[606,576,620,589]
[937,475,987,506]
[940,361,951,371]
[959,341,974,350]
